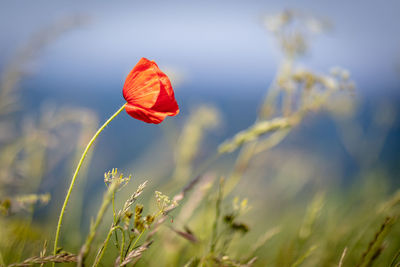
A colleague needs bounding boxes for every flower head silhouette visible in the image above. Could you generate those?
[123,58,179,124]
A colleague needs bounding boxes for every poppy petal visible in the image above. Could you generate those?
[123,58,160,109]
[122,58,180,124]
[150,80,179,113]
[125,103,168,124]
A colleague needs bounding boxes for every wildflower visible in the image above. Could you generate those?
[123,58,179,124]
[54,57,179,258]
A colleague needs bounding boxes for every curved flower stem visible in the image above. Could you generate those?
[53,103,127,260]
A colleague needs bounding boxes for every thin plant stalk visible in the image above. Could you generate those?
[78,181,119,266]
[210,177,224,253]
[122,230,146,262]
[131,231,145,251]
[112,191,121,249]
[124,209,164,259]
[92,228,114,267]
[93,226,125,267]
[53,103,126,259]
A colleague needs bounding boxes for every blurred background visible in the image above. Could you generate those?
[1,0,400,266]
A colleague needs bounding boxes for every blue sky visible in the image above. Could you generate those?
[1,0,399,96]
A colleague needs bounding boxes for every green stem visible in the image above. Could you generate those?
[130,230,145,252]
[79,182,119,266]
[93,226,124,267]
[53,103,126,260]
[210,177,224,253]
[112,191,117,222]
[93,227,114,267]
[124,208,163,258]
[112,191,120,249]
[119,231,126,263]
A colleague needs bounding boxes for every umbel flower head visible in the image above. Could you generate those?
[123,58,179,124]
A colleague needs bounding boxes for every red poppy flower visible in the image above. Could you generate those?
[122,58,179,124]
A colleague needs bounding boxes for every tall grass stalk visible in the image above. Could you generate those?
[338,247,348,267]
[210,177,224,253]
